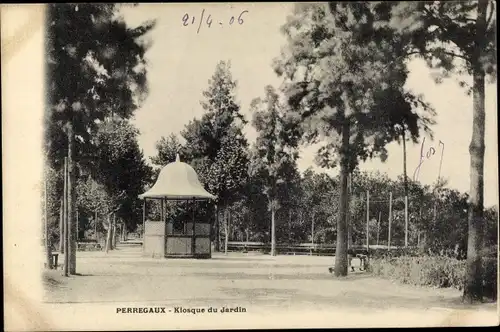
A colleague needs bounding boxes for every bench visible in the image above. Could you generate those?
[77,242,102,251]
[356,254,368,271]
[44,252,59,269]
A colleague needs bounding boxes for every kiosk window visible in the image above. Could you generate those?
[173,218,185,234]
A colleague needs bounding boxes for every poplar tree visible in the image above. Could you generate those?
[180,61,249,250]
[250,85,300,256]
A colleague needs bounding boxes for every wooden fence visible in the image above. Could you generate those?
[224,241,403,256]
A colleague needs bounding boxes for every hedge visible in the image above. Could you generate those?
[368,255,497,300]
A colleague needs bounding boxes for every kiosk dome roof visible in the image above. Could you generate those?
[139,154,216,200]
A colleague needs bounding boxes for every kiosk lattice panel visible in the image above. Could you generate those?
[144,221,165,257]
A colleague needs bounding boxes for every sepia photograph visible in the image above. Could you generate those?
[2,2,499,330]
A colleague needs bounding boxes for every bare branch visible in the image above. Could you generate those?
[486,0,496,30]
[403,49,469,61]
[437,50,469,61]
[107,205,121,216]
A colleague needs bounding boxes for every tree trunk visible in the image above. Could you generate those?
[224,209,229,255]
[67,122,77,275]
[105,214,113,253]
[464,0,487,303]
[118,223,121,242]
[59,198,64,253]
[218,210,222,252]
[44,177,52,269]
[334,121,350,277]
[111,214,117,249]
[214,204,219,252]
[77,209,80,242]
[271,206,276,256]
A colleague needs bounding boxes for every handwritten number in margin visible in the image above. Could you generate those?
[438,140,445,180]
[207,14,213,28]
[182,14,189,26]
[426,147,436,158]
[238,10,249,24]
[229,16,235,25]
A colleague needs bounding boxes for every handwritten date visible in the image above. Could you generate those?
[182,9,249,34]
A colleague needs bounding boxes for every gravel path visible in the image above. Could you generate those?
[38,243,498,329]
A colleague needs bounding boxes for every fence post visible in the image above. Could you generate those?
[388,192,392,250]
[366,191,370,250]
[76,208,79,242]
[405,195,408,248]
[311,212,315,247]
[418,207,422,247]
[95,210,98,242]
[347,173,352,249]
[377,211,381,246]
[63,157,69,277]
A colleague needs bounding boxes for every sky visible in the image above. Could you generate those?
[104,4,496,208]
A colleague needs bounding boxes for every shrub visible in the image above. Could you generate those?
[483,256,498,300]
[368,255,497,300]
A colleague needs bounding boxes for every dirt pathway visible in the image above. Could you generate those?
[40,243,498,329]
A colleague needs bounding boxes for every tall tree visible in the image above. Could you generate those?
[43,166,65,253]
[388,0,496,303]
[274,3,434,276]
[250,85,300,256]
[204,128,249,251]
[182,60,247,162]
[245,170,272,242]
[179,61,249,250]
[93,119,153,244]
[76,175,113,242]
[300,169,339,244]
[46,4,155,273]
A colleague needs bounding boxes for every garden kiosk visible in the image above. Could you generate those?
[139,154,216,258]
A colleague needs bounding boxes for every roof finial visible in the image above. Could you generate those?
[176,153,180,162]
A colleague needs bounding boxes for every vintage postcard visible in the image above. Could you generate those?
[2,2,499,331]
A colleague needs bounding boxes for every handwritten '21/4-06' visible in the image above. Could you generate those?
[182,10,249,34]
